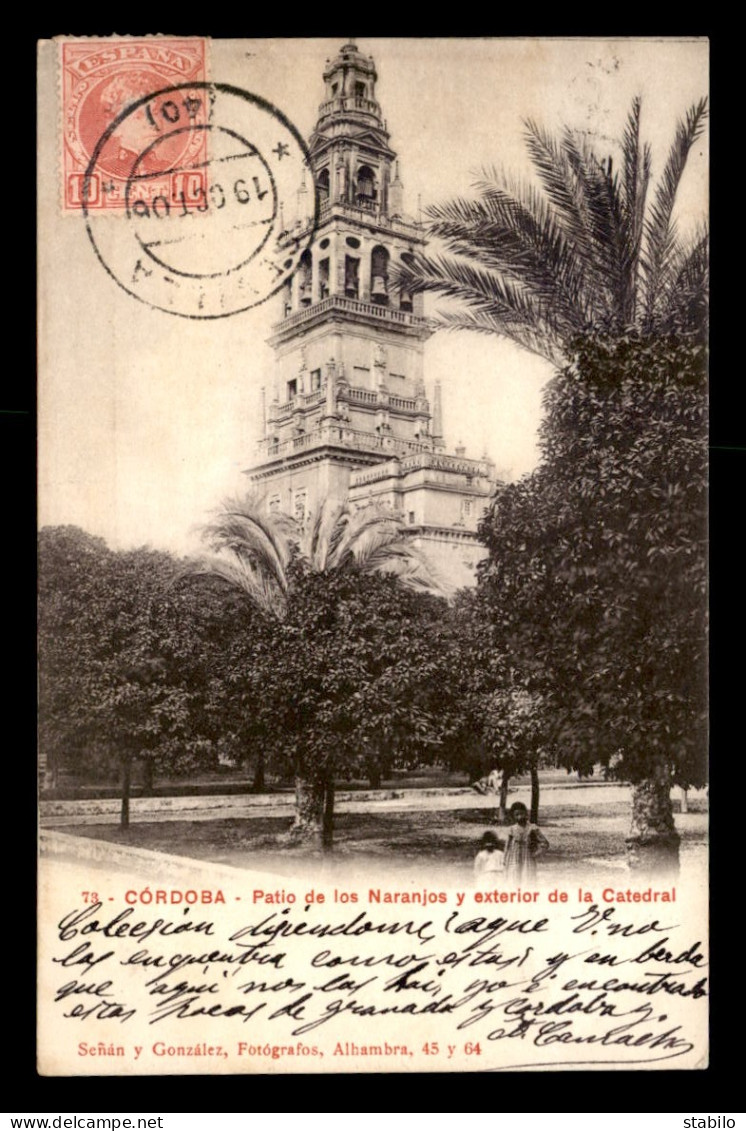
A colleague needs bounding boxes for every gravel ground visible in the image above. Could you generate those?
[53,787,708,886]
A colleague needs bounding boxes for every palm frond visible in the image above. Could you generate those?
[365,545,439,592]
[307,504,327,565]
[346,520,438,591]
[347,522,409,568]
[433,308,567,368]
[393,249,564,364]
[492,173,602,331]
[201,494,445,607]
[656,227,709,333]
[427,175,591,330]
[305,500,348,571]
[619,97,651,324]
[308,502,439,593]
[397,251,541,323]
[523,119,596,262]
[323,504,356,569]
[558,128,636,329]
[189,555,287,620]
[641,98,708,329]
[524,122,620,321]
[203,496,294,591]
[396,97,706,354]
[328,507,402,569]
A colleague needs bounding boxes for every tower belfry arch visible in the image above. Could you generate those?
[246,41,500,589]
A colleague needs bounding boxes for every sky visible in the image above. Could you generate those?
[37,36,709,558]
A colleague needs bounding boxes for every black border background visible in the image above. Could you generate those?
[13,22,734,1112]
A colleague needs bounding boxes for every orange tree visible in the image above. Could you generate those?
[38,526,259,821]
[439,589,557,823]
[478,331,707,871]
[259,566,450,847]
[199,499,444,849]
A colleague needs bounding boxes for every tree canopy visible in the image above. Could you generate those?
[478,332,707,794]
[38,526,258,790]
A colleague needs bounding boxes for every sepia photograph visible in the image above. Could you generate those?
[37,36,709,1075]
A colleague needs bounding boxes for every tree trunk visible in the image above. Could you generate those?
[120,755,132,829]
[368,763,382,790]
[322,778,335,852]
[680,786,689,814]
[290,773,325,846]
[252,752,265,794]
[626,760,680,876]
[498,770,510,825]
[530,763,540,825]
[41,745,59,793]
[43,762,58,793]
[142,756,154,797]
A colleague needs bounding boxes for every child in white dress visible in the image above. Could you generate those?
[502,801,549,883]
[474,830,504,879]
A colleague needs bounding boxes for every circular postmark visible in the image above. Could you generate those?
[83,82,318,319]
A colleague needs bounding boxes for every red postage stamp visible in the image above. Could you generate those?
[60,37,208,212]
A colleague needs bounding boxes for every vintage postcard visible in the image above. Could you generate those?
[38,36,709,1075]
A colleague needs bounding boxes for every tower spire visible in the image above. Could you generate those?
[390,159,403,216]
[432,379,445,450]
[313,41,388,149]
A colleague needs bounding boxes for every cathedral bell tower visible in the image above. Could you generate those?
[248,42,498,587]
[250,41,434,523]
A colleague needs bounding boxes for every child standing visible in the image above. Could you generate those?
[474,830,504,879]
[502,801,549,883]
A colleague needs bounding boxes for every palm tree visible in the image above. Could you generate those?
[396,98,708,875]
[394,98,708,364]
[198,495,434,847]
